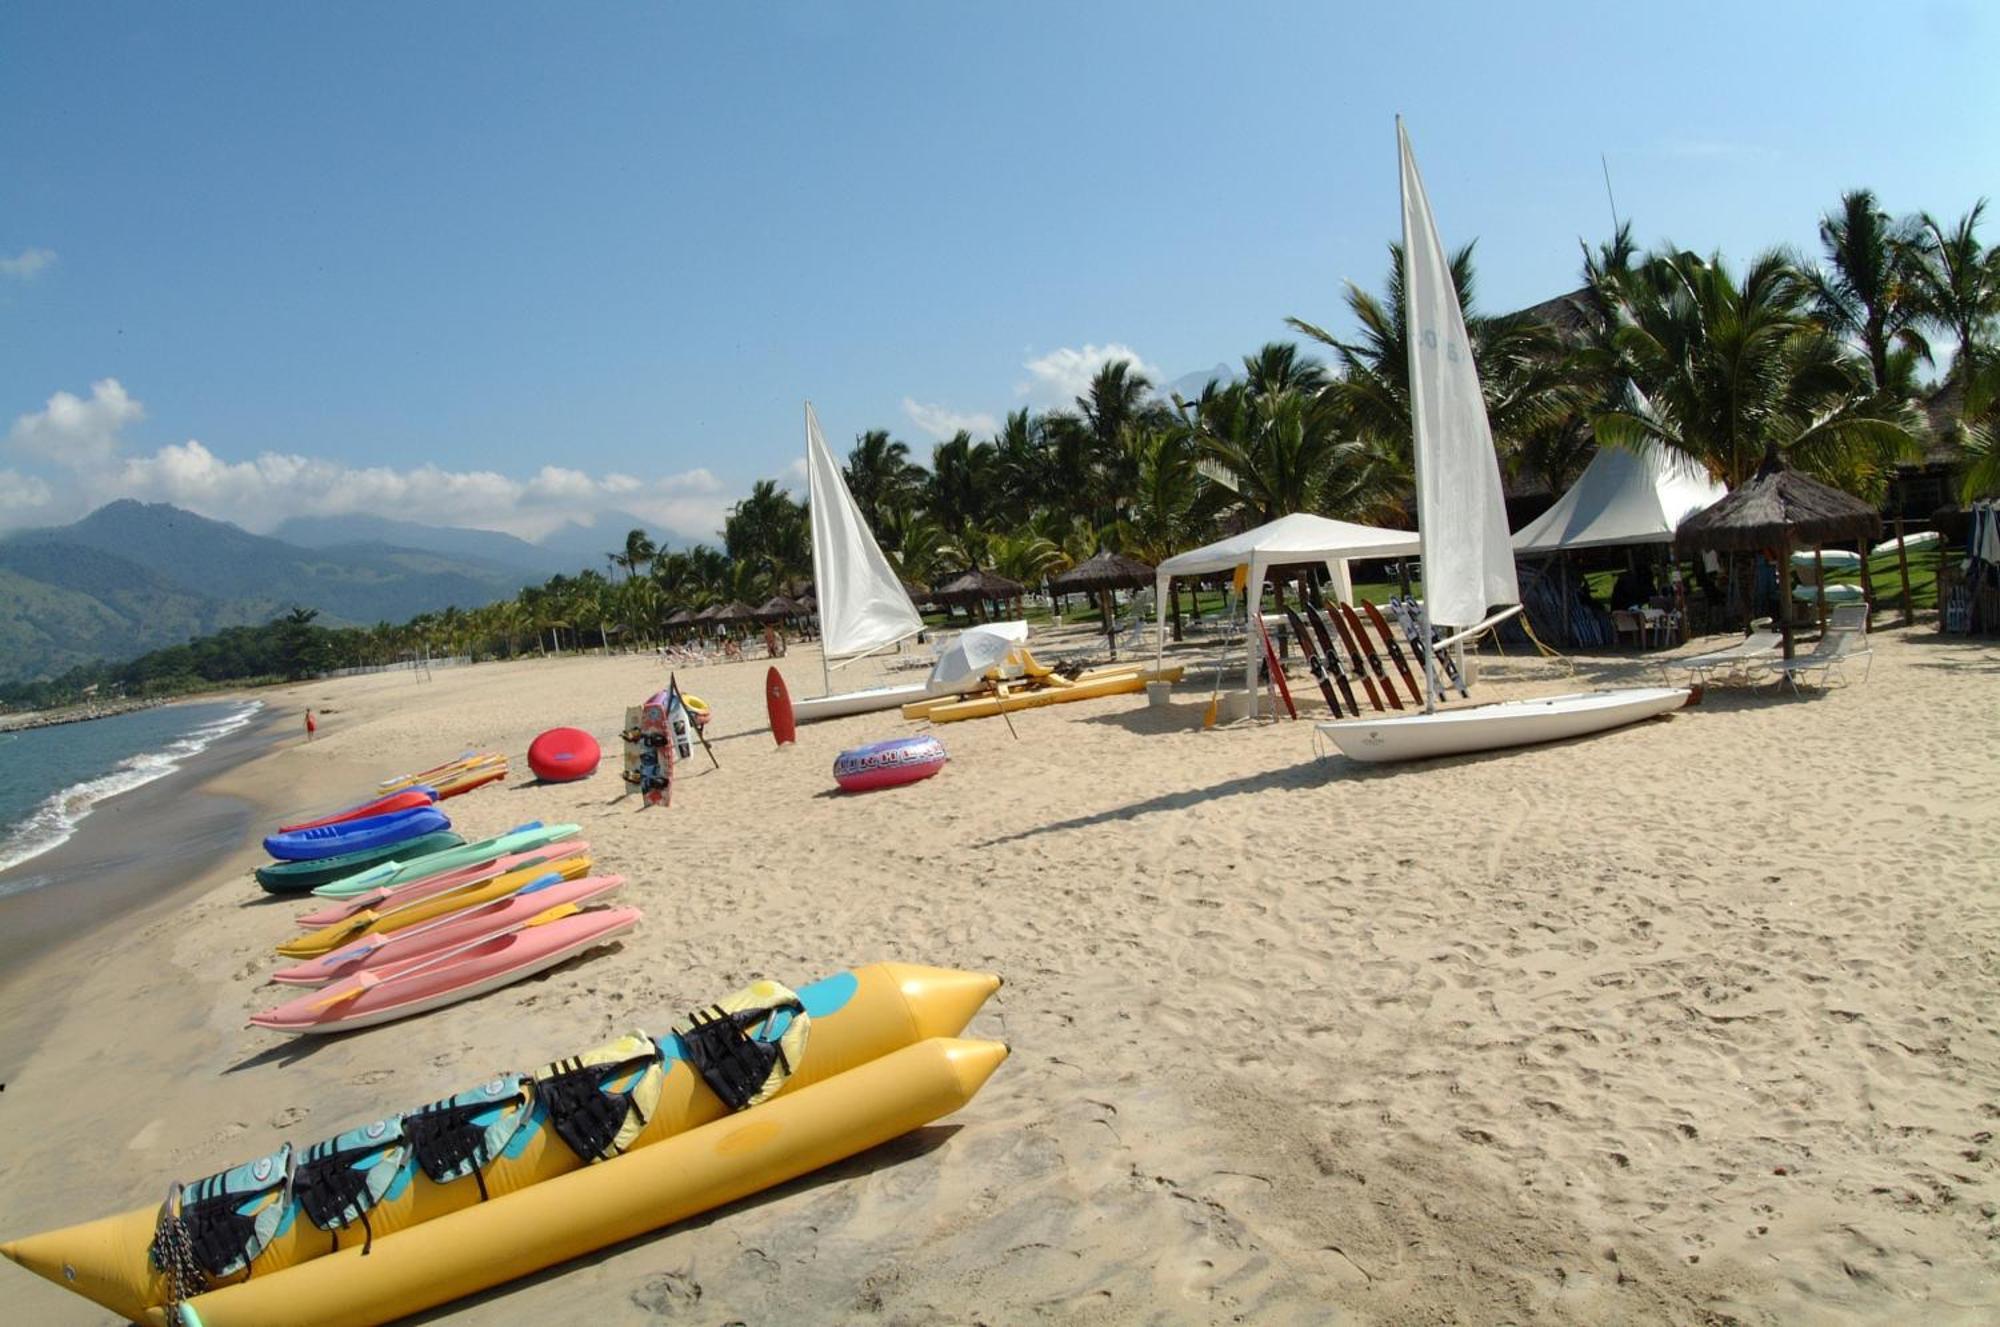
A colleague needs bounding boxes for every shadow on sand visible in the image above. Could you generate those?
[397,1124,963,1323]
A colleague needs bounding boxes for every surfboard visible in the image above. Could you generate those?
[766,667,796,746]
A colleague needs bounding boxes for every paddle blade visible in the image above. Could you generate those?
[518,870,566,896]
[525,902,580,927]
[307,970,380,1011]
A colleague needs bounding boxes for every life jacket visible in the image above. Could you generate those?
[290,1115,407,1254]
[150,1144,294,1283]
[531,1031,664,1164]
[401,1075,532,1201]
[672,978,810,1111]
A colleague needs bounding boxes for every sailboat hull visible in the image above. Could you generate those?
[794,681,944,724]
[1316,687,1690,763]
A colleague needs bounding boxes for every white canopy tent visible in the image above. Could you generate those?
[1512,442,1725,554]
[1153,511,1421,695]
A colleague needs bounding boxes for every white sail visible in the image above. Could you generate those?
[1398,118,1519,630]
[804,402,923,662]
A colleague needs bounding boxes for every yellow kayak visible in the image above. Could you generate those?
[916,664,1184,723]
[1,964,1003,1326]
[274,853,593,957]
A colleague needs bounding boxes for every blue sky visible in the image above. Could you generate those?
[3,1,1995,544]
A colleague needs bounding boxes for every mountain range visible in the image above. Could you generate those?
[0,502,661,682]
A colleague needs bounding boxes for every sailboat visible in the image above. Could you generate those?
[791,403,992,723]
[1315,121,1688,763]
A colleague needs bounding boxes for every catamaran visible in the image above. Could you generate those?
[1315,121,1688,763]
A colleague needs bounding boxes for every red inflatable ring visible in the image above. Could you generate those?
[527,727,601,783]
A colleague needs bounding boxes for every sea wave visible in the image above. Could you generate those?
[0,701,265,889]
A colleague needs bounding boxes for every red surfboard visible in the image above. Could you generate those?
[766,667,796,746]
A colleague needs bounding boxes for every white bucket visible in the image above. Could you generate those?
[1146,680,1172,708]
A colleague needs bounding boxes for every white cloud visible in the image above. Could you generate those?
[1016,343,1161,406]
[1657,138,1776,163]
[784,456,809,485]
[109,442,729,541]
[7,378,143,467]
[0,247,57,280]
[0,469,53,513]
[1,379,741,541]
[900,397,999,442]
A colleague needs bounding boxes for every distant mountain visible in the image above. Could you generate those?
[1158,363,1240,404]
[0,501,541,682]
[274,514,572,577]
[536,510,676,568]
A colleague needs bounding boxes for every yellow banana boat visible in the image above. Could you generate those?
[2,964,1003,1325]
[274,853,593,957]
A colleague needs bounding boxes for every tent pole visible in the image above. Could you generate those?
[1895,515,1914,627]
[1778,537,1795,659]
[1813,546,1828,636]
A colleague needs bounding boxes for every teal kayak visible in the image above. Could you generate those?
[309,822,583,899]
[256,831,465,895]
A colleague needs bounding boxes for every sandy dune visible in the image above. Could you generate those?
[1,623,1996,1324]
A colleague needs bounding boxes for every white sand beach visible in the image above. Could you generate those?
[1,625,1996,1324]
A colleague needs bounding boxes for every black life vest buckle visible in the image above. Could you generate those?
[676,1000,804,1111]
[534,1051,660,1163]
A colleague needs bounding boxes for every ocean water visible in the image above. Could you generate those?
[0,700,264,892]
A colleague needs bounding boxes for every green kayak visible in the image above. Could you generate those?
[309,822,584,899]
[255,831,465,895]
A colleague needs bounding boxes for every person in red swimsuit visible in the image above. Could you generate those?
[304,708,317,741]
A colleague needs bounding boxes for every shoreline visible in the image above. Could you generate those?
[0,703,297,1082]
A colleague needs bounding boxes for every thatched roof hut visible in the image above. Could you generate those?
[754,594,802,622]
[1676,448,1884,653]
[1675,453,1882,553]
[663,607,696,626]
[932,569,1025,603]
[712,600,758,624]
[1047,550,1155,593]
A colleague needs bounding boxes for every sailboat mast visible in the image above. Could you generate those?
[1396,118,1439,717]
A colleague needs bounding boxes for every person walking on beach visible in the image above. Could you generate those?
[305,708,317,741]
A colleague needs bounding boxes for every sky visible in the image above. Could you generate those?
[3,1,1996,546]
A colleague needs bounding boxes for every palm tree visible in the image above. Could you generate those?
[1953,355,2000,501]
[1189,384,1385,525]
[1291,241,1577,515]
[1120,425,1227,636]
[844,429,926,542]
[724,480,809,586]
[927,431,994,538]
[989,408,1054,525]
[1909,201,2000,384]
[615,528,656,583]
[1808,189,1930,397]
[1594,247,1916,496]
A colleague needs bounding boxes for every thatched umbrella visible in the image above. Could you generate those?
[932,569,1025,624]
[1676,448,1883,656]
[754,594,802,623]
[713,600,758,624]
[1048,551,1156,657]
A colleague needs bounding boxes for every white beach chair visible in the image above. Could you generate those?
[1766,627,1873,693]
[1672,631,1782,686]
[1827,601,1869,632]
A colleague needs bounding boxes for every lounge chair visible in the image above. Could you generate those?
[1672,630,1782,686]
[1766,627,1873,693]
[1827,601,1869,632]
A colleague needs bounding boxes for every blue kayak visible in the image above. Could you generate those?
[263,806,452,862]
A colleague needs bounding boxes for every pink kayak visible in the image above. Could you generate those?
[291,841,592,929]
[276,787,438,834]
[269,875,627,985]
[250,905,642,1034]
